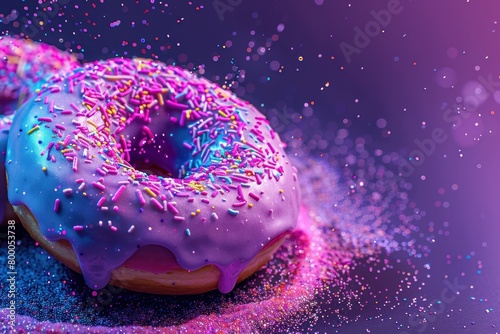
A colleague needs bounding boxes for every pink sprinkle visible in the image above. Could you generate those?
[92,181,105,191]
[142,125,154,139]
[237,184,245,201]
[110,226,118,232]
[267,142,276,154]
[174,216,185,221]
[232,201,247,207]
[167,202,179,214]
[73,225,84,232]
[201,198,210,204]
[53,199,61,212]
[112,185,126,202]
[255,173,262,185]
[249,192,260,201]
[136,189,146,206]
[72,157,78,172]
[63,135,71,146]
[96,168,107,176]
[97,197,106,207]
[38,117,53,122]
[151,198,164,211]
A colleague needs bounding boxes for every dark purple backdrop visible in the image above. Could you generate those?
[1,0,499,332]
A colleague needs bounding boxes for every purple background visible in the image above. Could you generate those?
[1,0,499,332]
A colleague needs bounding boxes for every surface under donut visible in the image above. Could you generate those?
[7,58,300,294]
[0,36,79,222]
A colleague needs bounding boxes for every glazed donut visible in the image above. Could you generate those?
[7,58,301,294]
[0,36,79,222]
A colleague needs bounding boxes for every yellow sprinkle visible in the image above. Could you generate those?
[27,126,40,135]
[211,206,215,210]
[279,189,284,194]
[248,203,253,208]
[157,93,164,106]
[42,167,47,172]
[218,110,228,117]
[87,120,97,128]
[191,212,196,217]
[196,209,201,213]
[144,187,156,197]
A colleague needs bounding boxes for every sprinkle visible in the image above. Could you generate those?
[151,198,164,211]
[211,212,219,220]
[232,201,247,207]
[53,199,61,212]
[144,187,157,197]
[174,216,185,221]
[78,182,85,191]
[72,157,78,172]
[73,225,84,232]
[167,202,179,214]
[237,184,245,201]
[249,192,260,201]
[110,226,118,232]
[136,189,146,206]
[228,208,239,216]
[128,225,135,233]
[62,188,73,197]
[112,185,126,202]
[185,228,191,236]
[27,125,40,135]
[92,181,105,191]
[97,197,106,207]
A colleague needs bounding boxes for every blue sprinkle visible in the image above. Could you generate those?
[185,228,191,236]
[228,209,239,216]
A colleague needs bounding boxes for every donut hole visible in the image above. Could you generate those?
[120,121,200,179]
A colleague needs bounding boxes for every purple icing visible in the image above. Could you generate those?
[6,58,300,293]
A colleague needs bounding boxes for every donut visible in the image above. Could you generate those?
[0,36,79,222]
[0,114,14,222]
[7,58,301,294]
